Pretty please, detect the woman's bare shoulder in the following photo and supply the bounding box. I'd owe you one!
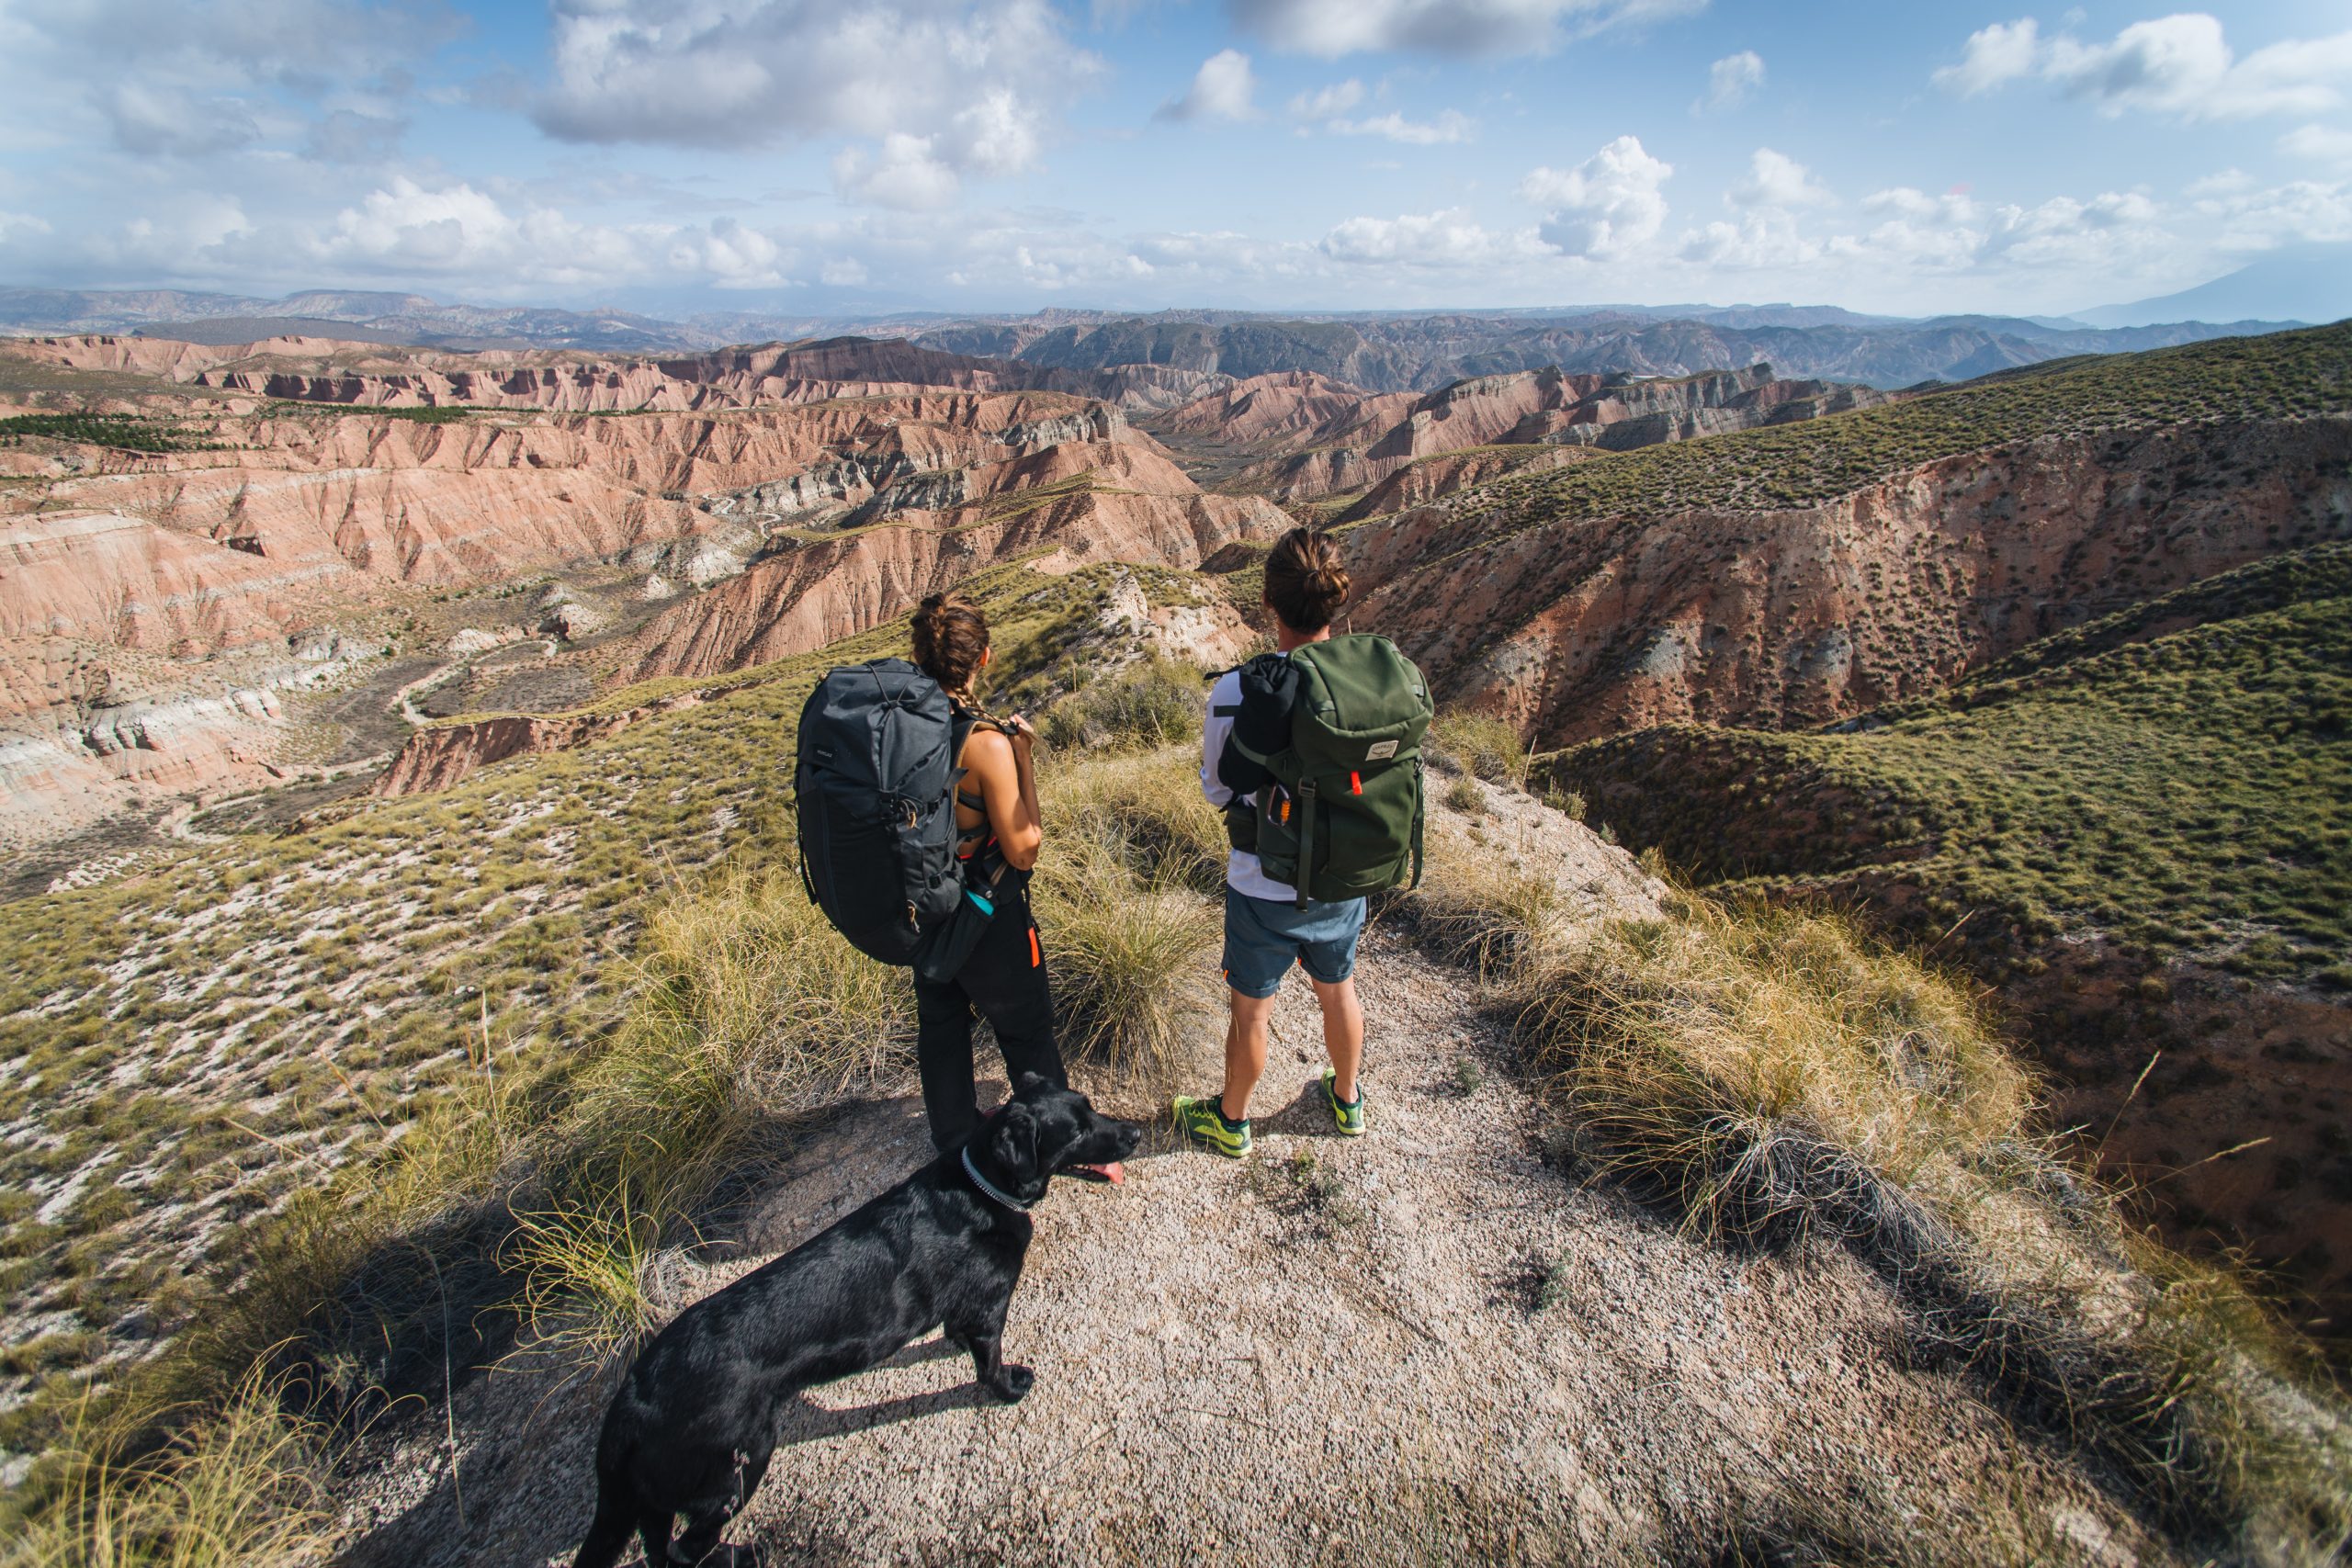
[962,725,1014,768]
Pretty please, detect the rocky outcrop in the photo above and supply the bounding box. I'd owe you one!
[1351,417,2352,747]
[1147,371,1413,453]
[372,690,707,795]
[691,403,1168,531]
[1214,365,1894,505]
[1340,446,1587,520]
[6,334,1231,416]
[629,488,1289,683]
[0,631,367,848]
[0,510,335,653]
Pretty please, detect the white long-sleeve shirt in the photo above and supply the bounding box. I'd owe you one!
[1201,662,1296,901]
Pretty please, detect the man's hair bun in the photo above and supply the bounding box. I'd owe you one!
[1263,526,1350,633]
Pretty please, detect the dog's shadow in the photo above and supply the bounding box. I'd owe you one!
[775,1336,994,1444]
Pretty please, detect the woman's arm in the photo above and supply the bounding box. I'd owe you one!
[966,723,1043,871]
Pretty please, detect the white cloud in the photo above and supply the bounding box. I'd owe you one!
[1823,186,2175,282]
[1289,79,1365,118]
[1159,49,1261,123]
[2189,177,2352,253]
[1233,0,1707,60]
[1694,50,1763,113]
[1731,148,1831,209]
[1933,18,2042,96]
[533,0,1102,205]
[1318,208,1539,265]
[1679,210,1819,269]
[2186,168,2252,197]
[98,83,264,156]
[303,109,406,164]
[673,219,791,288]
[1521,134,1673,257]
[2281,124,2352,166]
[4,0,455,163]
[832,135,964,211]
[1328,109,1474,144]
[0,175,805,294]
[1935,13,2352,121]
[1864,186,1981,226]
[820,256,869,287]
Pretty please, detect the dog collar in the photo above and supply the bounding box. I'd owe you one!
[961,1147,1031,1212]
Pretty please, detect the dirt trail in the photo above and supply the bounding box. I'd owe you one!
[330,805,2166,1568]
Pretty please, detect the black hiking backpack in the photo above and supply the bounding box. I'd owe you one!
[795,659,978,964]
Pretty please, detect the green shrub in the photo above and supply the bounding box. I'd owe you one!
[1040,656,1205,753]
[1430,712,1530,787]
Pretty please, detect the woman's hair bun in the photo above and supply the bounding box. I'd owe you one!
[911,592,989,692]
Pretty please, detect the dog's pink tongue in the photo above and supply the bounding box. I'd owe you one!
[1089,1161,1126,1185]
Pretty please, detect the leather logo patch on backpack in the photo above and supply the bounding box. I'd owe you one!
[1364,739,1398,761]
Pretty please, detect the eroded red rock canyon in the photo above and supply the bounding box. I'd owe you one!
[0,329,1912,856]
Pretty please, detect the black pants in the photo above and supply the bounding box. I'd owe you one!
[913,874,1067,1152]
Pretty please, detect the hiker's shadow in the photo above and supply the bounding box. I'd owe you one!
[1255,1076,1348,1137]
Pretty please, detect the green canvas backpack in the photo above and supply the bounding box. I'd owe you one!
[1227,635,1433,908]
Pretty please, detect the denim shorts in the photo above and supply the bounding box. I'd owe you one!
[1222,887,1366,999]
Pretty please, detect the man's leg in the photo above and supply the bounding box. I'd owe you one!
[1309,975,1363,1103]
[1222,986,1277,1122]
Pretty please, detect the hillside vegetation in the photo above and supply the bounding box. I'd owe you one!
[1543,543,2352,987]
[11,649,2349,1567]
[1454,321,2350,532]
[0,561,1162,1453]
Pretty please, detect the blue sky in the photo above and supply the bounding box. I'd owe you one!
[0,1,2347,318]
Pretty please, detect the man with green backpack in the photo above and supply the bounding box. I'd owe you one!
[1175,527,1433,1157]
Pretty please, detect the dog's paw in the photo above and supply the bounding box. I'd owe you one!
[989,1363,1035,1403]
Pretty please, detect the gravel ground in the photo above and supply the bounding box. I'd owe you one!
[330,800,2168,1568]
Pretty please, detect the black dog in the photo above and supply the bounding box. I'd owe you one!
[571,1077,1140,1568]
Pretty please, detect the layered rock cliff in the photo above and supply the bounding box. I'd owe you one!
[628,485,1288,683]
[1148,363,1890,506]
[1351,417,2352,746]
[10,333,1229,415]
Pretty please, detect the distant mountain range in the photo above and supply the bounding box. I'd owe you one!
[0,285,2306,389]
[0,288,723,355]
[2074,243,2352,331]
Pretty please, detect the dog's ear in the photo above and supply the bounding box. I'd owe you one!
[1011,1071,1052,1099]
[989,1101,1040,1190]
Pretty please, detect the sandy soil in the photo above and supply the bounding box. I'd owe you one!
[327,798,2168,1567]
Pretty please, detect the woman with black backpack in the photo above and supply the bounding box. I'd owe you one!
[907,592,1069,1153]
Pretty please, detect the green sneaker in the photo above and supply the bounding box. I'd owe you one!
[1172,1093,1252,1158]
[1323,1070,1365,1137]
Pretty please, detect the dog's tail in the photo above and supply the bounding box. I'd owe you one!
[570,1472,636,1568]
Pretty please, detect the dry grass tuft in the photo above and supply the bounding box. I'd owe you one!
[1428,863,2349,1561]
[577,864,913,1179]
[6,1370,332,1568]
[1516,895,2030,1226]
[1049,748,1228,897]
[1427,711,1530,787]
[1039,655,1205,754]
[1035,831,1218,1093]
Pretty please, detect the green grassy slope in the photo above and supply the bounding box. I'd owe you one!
[0,560,1155,1440]
[1542,543,2352,985]
[1452,321,2351,532]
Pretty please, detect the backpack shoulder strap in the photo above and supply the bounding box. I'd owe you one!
[950,701,1005,813]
